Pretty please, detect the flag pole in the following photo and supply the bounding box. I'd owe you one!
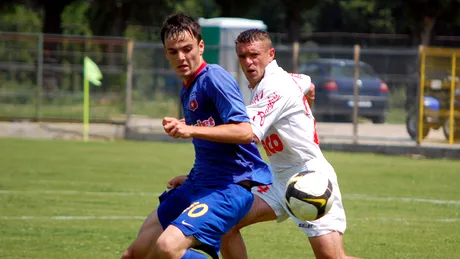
[83,73,90,142]
[82,56,103,142]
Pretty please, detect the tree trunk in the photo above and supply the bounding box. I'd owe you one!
[41,0,70,34]
[285,5,301,42]
[420,16,436,46]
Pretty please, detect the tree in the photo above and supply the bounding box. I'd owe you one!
[213,0,253,17]
[38,0,74,34]
[378,0,460,46]
[281,0,319,42]
[214,0,319,43]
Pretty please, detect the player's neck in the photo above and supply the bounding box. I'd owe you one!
[183,60,207,87]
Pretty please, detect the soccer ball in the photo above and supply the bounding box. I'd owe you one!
[285,171,333,221]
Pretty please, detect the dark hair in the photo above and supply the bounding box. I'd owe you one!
[235,29,272,48]
[160,13,202,45]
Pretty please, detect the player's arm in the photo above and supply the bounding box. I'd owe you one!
[291,73,315,107]
[187,121,254,144]
[305,83,315,107]
[163,117,254,144]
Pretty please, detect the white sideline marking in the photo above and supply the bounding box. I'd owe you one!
[0,216,145,220]
[0,190,162,197]
[344,194,460,206]
[0,215,458,223]
[1,190,459,206]
[349,218,460,223]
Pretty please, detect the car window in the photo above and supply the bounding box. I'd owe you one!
[300,63,322,77]
[329,63,377,79]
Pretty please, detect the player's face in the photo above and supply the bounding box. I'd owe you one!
[236,40,274,88]
[164,31,204,83]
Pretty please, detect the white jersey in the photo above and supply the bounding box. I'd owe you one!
[247,61,347,237]
[246,60,323,175]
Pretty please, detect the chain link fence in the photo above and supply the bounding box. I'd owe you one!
[0,32,130,123]
[5,31,451,145]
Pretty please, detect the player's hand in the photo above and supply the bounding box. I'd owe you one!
[167,175,187,189]
[165,121,193,139]
[305,83,315,107]
[163,117,181,134]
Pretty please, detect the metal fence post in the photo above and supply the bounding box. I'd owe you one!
[417,46,426,145]
[124,40,134,138]
[352,44,360,144]
[35,33,43,121]
[448,52,456,144]
[292,41,299,73]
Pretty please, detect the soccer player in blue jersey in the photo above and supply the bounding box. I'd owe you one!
[120,13,272,259]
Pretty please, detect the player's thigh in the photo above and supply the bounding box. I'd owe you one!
[308,231,346,259]
[234,194,277,229]
[156,224,198,253]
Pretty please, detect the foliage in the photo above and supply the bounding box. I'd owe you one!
[0,4,42,32]
[61,0,92,36]
[2,0,460,46]
[376,0,460,45]
[339,0,395,33]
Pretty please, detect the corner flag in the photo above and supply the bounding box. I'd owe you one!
[83,56,103,142]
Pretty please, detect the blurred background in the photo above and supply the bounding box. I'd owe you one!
[1,0,459,146]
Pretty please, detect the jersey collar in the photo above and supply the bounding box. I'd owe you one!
[249,60,281,90]
[264,60,282,77]
[183,62,208,89]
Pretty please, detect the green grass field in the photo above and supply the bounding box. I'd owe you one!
[1,138,459,259]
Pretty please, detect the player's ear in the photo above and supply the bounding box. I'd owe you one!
[199,40,204,56]
[269,47,275,61]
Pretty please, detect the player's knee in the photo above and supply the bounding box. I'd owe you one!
[120,249,132,259]
[155,234,179,258]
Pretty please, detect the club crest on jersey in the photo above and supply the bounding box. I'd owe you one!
[189,93,198,111]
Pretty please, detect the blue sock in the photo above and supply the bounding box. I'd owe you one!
[181,249,208,259]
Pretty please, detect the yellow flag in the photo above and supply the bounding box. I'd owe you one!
[84,56,102,86]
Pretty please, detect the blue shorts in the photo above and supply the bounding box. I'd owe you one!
[157,180,253,258]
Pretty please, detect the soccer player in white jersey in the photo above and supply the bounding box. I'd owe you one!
[217,29,361,259]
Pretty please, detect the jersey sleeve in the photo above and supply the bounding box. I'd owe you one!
[289,73,312,95]
[204,67,249,124]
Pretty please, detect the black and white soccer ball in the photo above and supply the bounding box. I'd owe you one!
[285,171,334,221]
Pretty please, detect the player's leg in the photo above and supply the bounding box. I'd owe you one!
[149,183,254,259]
[309,231,363,259]
[122,185,192,259]
[120,209,163,259]
[220,194,277,259]
[308,231,346,259]
[301,161,361,259]
[145,224,205,259]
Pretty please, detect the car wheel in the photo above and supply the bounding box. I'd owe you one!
[442,117,460,140]
[371,115,385,124]
[406,111,429,140]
